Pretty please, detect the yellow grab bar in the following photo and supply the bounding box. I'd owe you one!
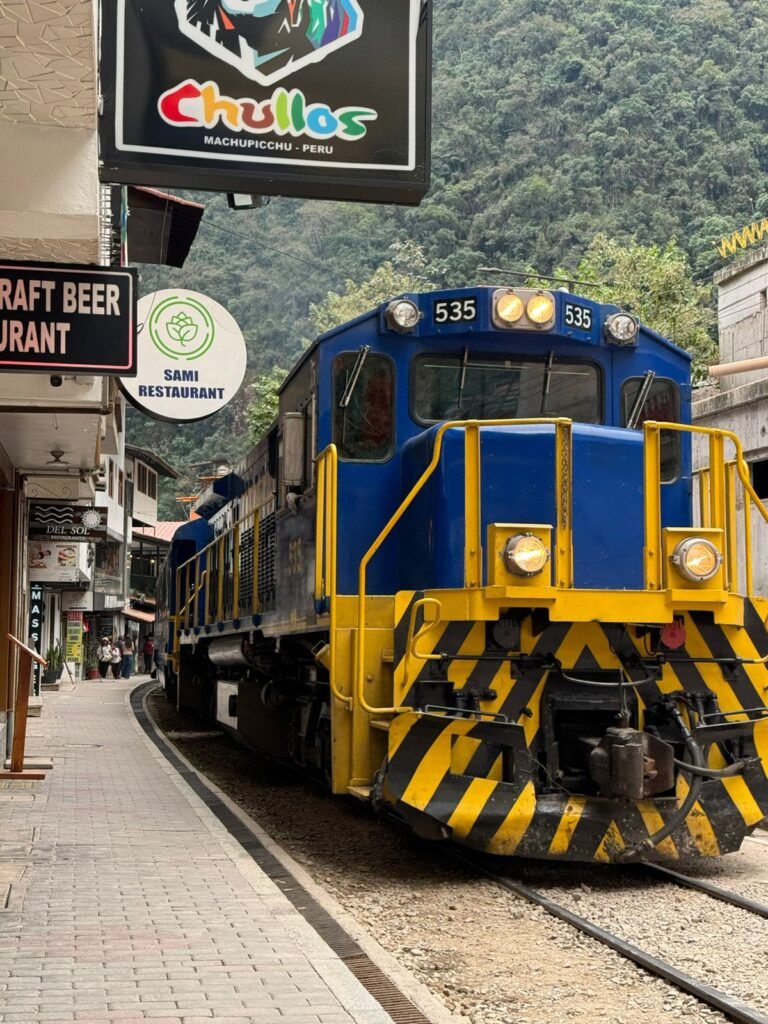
[407,598,444,663]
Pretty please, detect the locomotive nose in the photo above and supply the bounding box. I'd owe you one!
[400,422,647,591]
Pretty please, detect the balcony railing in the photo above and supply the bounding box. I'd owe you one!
[130,572,157,596]
[94,571,123,595]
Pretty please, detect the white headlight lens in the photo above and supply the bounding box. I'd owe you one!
[503,534,549,577]
[386,299,420,332]
[526,292,556,326]
[671,538,722,582]
[495,291,525,324]
[605,312,639,344]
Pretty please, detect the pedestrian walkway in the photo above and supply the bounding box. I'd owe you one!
[0,678,394,1024]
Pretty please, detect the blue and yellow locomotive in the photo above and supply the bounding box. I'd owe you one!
[158,284,768,863]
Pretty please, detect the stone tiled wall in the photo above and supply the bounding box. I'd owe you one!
[0,0,95,129]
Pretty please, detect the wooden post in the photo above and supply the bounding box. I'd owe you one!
[1,634,47,780]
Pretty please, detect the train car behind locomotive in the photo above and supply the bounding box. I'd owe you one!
[159,284,768,863]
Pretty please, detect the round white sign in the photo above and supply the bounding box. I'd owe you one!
[122,289,247,422]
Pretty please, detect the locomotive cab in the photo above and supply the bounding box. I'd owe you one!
[166,285,768,864]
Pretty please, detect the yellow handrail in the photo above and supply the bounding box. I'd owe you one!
[643,421,768,598]
[355,418,573,716]
[314,446,350,709]
[315,453,326,601]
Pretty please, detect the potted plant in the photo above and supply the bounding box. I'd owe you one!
[85,639,101,680]
[42,641,63,686]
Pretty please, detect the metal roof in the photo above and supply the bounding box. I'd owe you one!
[125,445,180,480]
[132,522,186,544]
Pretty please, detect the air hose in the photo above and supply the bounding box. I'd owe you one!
[672,757,756,779]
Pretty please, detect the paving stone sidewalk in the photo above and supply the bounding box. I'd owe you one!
[0,678,393,1024]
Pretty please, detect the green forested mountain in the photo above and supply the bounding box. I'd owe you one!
[127,0,768,516]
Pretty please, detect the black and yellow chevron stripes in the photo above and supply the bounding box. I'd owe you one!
[382,600,768,862]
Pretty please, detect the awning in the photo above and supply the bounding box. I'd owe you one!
[122,605,155,624]
[125,187,204,269]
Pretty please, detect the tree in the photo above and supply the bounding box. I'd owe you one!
[246,366,289,445]
[308,241,439,335]
[551,235,717,382]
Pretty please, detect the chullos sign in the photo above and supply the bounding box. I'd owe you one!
[28,504,108,543]
[99,0,431,205]
[0,261,136,375]
[121,289,247,422]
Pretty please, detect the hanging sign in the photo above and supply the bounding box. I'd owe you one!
[121,289,247,422]
[66,611,84,663]
[99,0,431,205]
[29,503,107,543]
[28,585,44,696]
[0,261,136,375]
[28,542,85,583]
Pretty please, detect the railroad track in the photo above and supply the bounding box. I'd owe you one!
[145,688,768,1024]
[457,853,768,1024]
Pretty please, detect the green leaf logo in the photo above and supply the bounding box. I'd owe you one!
[148,296,216,361]
[166,311,199,345]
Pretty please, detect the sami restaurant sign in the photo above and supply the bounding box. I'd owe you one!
[122,290,247,422]
[98,1,431,205]
[0,261,136,375]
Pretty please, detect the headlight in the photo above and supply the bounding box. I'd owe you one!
[385,298,420,333]
[495,290,525,325]
[526,291,556,327]
[605,312,639,345]
[503,533,549,577]
[670,537,722,582]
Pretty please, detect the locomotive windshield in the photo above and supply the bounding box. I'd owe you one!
[412,352,601,423]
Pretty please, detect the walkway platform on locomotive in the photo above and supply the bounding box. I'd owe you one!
[0,678,399,1024]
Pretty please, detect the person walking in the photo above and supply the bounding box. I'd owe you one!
[110,639,121,680]
[121,633,135,679]
[142,634,155,675]
[98,637,112,679]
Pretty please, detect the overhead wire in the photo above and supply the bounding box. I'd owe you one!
[200,218,336,275]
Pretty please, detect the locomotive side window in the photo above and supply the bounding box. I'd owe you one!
[412,353,601,424]
[333,351,394,461]
[621,377,681,482]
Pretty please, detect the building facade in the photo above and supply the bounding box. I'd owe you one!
[693,244,768,596]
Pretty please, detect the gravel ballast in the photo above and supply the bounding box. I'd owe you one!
[147,691,768,1024]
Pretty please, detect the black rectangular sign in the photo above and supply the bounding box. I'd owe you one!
[29,504,108,544]
[28,584,43,697]
[99,0,431,205]
[0,261,137,376]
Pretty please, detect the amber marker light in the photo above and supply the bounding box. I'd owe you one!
[503,533,549,577]
[671,537,722,582]
[526,291,556,326]
[495,290,525,324]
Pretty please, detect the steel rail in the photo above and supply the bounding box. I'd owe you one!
[642,862,768,920]
[446,848,768,1024]
[487,871,768,1024]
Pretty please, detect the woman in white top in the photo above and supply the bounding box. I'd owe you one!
[110,640,121,680]
[98,637,112,679]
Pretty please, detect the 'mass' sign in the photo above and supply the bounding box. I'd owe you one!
[99,0,431,205]
[0,262,136,375]
[121,289,247,423]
